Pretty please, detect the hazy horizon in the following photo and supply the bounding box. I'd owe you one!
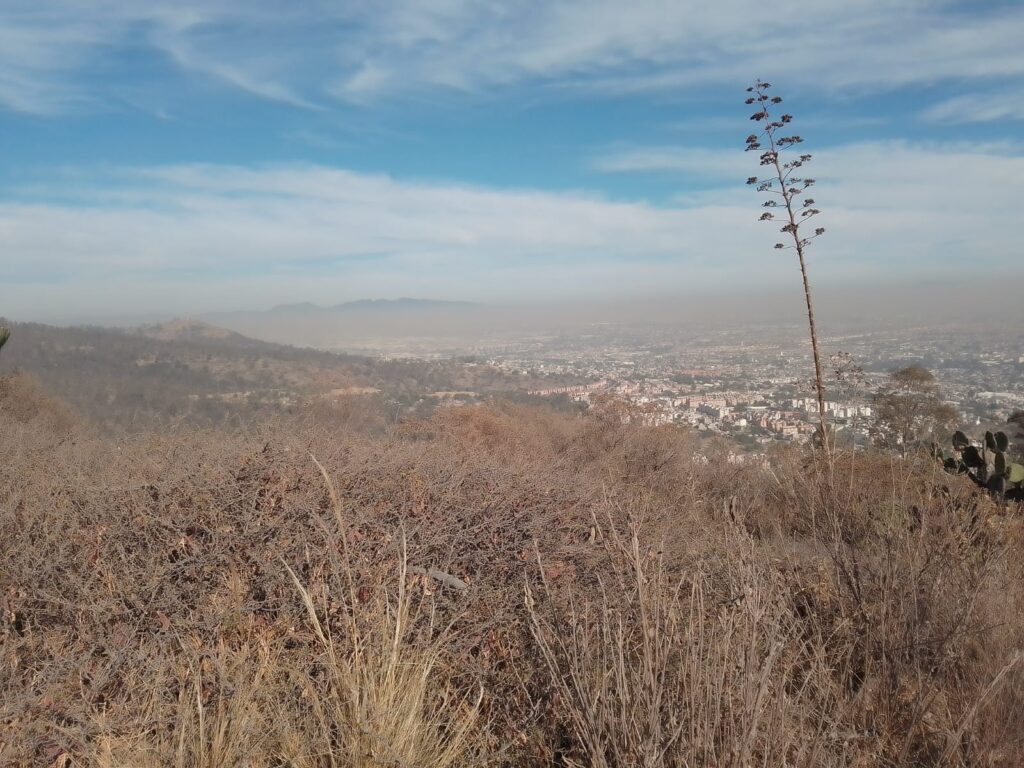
[13,271,1021,326]
[7,276,1017,355]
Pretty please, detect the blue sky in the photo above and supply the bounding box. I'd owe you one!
[1,0,1022,320]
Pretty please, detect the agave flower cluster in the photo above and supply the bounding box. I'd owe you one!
[744,80,825,251]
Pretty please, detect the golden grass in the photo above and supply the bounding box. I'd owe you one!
[283,534,481,768]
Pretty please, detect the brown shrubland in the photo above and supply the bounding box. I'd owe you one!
[2,378,1023,766]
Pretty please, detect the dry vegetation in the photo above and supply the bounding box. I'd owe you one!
[2,375,1023,767]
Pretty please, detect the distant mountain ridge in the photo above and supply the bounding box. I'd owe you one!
[267,298,477,313]
[199,299,483,346]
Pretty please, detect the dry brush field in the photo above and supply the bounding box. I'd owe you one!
[2,373,1023,766]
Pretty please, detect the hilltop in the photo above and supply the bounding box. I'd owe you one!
[200,298,494,349]
[138,318,249,343]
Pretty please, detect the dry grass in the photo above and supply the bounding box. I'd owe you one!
[282,537,482,768]
[2,380,1023,766]
[527,514,833,767]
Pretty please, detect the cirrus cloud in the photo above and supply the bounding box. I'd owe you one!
[1,1,1022,113]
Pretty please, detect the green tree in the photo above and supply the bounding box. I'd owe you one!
[1009,410,1024,460]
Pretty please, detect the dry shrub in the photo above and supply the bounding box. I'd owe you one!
[0,371,77,437]
[2,378,1022,766]
[91,642,279,768]
[528,514,839,767]
[742,449,1024,765]
[83,549,482,768]
[290,394,391,437]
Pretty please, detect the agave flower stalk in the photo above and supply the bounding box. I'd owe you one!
[745,80,828,445]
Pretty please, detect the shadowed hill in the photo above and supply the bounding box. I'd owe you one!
[0,319,579,430]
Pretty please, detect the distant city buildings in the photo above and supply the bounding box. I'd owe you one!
[475,321,1022,448]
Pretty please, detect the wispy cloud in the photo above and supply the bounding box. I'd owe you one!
[593,147,746,179]
[1,164,707,277]
[922,88,1024,123]
[595,138,1024,202]
[341,1,1024,98]
[0,163,759,315]
[2,1,1023,113]
[0,2,333,113]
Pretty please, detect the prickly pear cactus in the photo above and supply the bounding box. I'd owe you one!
[940,429,1024,501]
[952,430,969,451]
[1008,462,1024,485]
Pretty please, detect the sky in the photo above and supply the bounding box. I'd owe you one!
[0,0,1022,321]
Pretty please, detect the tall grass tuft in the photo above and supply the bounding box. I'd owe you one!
[527,511,840,767]
[283,549,483,768]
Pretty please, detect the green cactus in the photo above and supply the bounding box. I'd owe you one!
[995,451,1006,477]
[0,326,9,354]
[988,474,1006,494]
[961,445,984,470]
[952,430,969,450]
[940,429,1024,501]
[944,456,967,474]
[1008,463,1024,485]
[995,431,1009,453]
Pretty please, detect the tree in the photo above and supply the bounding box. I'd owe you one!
[1009,410,1024,460]
[872,365,958,454]
[744,81,828,447]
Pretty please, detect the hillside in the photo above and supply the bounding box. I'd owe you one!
[0,319,579,429]
[1,376,1022,766]
[200,299,498,350]
[0,318,364,428]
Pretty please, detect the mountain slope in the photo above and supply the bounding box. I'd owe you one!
[0,318,573,429]
[0,318,369,427]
